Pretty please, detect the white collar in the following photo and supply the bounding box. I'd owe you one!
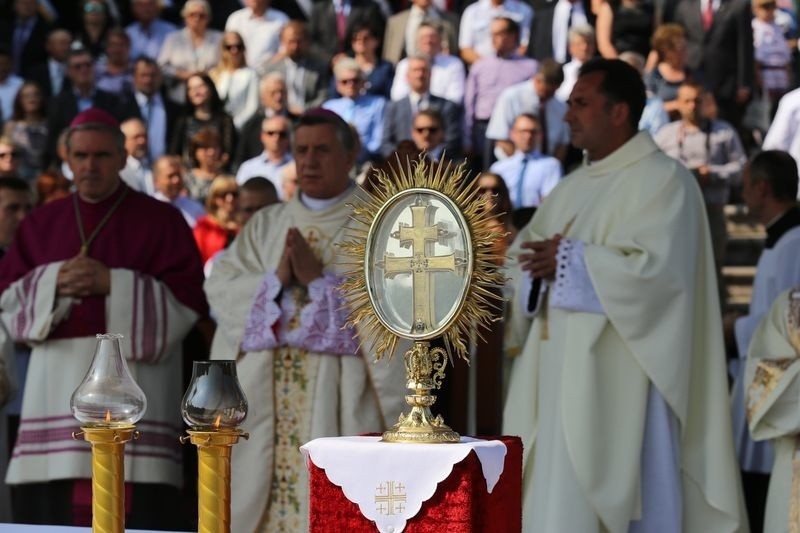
[300,181,355,211]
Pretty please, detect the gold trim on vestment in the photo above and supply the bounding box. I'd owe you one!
[747,358,796,423]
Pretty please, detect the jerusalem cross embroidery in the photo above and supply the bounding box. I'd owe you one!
[375,480,407,515]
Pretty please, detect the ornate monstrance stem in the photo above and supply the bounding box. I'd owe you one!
[76,426,137,533]
[382,341,460,443]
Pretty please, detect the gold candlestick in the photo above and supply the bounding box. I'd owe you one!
[181,429,248,533]
[74,426,138,533]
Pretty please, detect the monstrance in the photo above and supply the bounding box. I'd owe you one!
[339,157,506,443]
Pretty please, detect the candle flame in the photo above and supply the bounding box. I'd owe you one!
[105,410,112,423]
[214,415,221,429]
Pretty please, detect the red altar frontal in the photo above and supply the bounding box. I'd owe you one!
[302,435,522,533]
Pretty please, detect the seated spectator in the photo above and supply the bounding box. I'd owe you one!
[128,57,179,162]
[184,127,230,204]
[153,154,205,228]
[193,175,239,266]
[487,59,569,163]
[75,0,116,59]
[382,0,458,64]
[391,21,466,105]
[324,59,386,164]
[237,176,279,227]
[235,116,293,194]
[645,23,691,118]
[261,21,329,115]
[596,0,654,59]
[410,109,448,162]
[0,138,24,179]
[209,31,260,130]
[169,73,236,167]
[464,17,538,167]
[24,29,72,98]
[158,0,222,104]
[752,0,793,115]
[119,118,154,194]
[125,0,177,61]
[620,51,669,135]
[225,0,289,70]
[234,74,296,169]
[330,22,393,99]
[3,82,48,182]
[0,47,24,123]
[556,25,596,103]
[94,28,134,95]
[489,113,562,209]
[458,0,533,65]
[382,55,460,158]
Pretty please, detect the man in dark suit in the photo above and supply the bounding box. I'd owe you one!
[260,21,329,115]
[24,29,72,98]
[381,55,460,157]
[0,0,52,76]
[46,49,138,163]
[126,57,179,163]
[527,0,594,62]
[309,0,385,65]
[670,0,754,128]
[382,0,459,64]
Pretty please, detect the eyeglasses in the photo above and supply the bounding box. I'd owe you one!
[338,78,361,85]
[224,43,243,51]
[186,11,207,18]
[414,126,440,133]
[84,3,106,13]
[515,128,540,135]
[262,130,288,138]
[0,152,20,159]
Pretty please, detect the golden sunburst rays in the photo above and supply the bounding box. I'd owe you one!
[337,155,508,363]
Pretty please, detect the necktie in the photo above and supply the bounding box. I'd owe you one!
[335,3,347,49]
[515,156,529,209]
[539,105,549,155]
[702,0,714,31]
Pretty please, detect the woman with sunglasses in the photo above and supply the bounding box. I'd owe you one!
[170,73,236,167]
[209,31,260,130]
[193,175,240,268]
[158,0,222,104]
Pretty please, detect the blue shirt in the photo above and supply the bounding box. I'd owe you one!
[490,151,562,209]
[323,94,387,163]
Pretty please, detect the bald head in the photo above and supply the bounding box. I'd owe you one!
[120,118,148,160]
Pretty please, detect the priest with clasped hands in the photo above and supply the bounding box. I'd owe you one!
[503,58,748,532]
[205,109,405,533]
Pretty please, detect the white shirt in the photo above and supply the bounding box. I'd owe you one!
[134,91,167,160]
[120,156,154,195]
[556,59,581,102]
[458,0,533,57]
[552,0,588,63]
[0,76,23,122]
[391,53,466,104]
[154,191,205,228]
[489,151,562,208]
[486,80,570,155]
[214,67,260,129]
[126,19,178,60]
[235,152,293,197]
[225,7,290,68]
[763,87,800,190]
[47,58,66,96]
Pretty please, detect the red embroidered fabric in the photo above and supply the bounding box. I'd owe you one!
[308,436,522,532]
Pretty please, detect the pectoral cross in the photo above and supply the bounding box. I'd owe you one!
[380,199,456,335]
[374,481,407,515]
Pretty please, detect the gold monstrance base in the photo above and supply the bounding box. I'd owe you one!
[382,341,460,443]
[181,429,248,533]
[74,425,138,533]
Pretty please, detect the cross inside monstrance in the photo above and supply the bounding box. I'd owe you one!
[378,197,464,336]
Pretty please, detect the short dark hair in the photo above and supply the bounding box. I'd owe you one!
[133,55,159,71]
[0,176,31,194]
[749,150,799,202]
[294,109,358,155]
[493,16,520,39]
[578,58,646,131]
[537,58,564,87]
[242,176,278,195]
[414,108,443,127]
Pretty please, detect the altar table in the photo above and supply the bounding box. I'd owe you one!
[303,435,521,533]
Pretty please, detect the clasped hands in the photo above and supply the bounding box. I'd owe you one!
[276,228,323,287]
[518,234,562,280]
[56,255,111,298]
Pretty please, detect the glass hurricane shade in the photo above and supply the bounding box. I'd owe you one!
[181,360,248,429]
[70,334,147,426]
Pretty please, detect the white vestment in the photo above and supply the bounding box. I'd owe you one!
[731,221,800,473]
[503,132,747,532]
[745,287,800,533]
[205,187,406,533]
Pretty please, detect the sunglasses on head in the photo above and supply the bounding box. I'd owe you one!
[84,2,105,13]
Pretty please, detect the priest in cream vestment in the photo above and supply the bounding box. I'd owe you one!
[746,287,800,533]
[205,110,406,533]
[503,59,747,532]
